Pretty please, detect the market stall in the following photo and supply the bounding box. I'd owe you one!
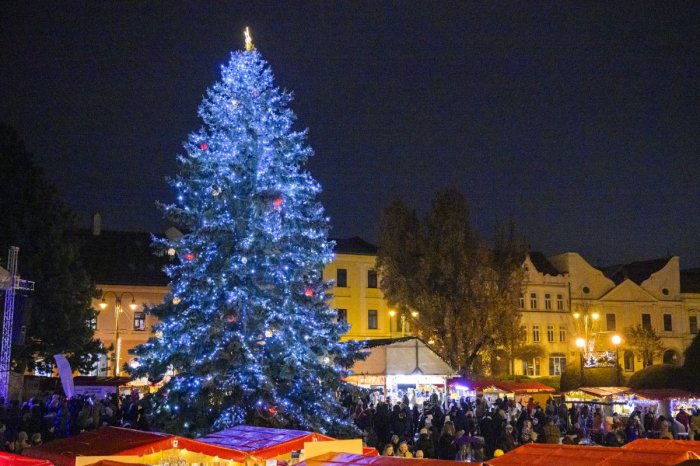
[484,442,697,465]
[625,388,700,419]
[563,386,632,415]
[197,425,378,462]
[21,426,247,466]
[346,337,456,407]
[449,379,556,407]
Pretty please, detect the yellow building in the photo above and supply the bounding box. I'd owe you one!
[80,229,395,376]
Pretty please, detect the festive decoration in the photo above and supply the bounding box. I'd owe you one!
[200,143,209,151]
[232,99,239,106]
[128,32,364,437]
[167,248,176,256]
[212,186,221,197]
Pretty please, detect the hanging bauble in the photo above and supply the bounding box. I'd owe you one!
[172,296,181,304]
[253,91,259,97]
[264,329,273,338]
[273,197,283,208]
[305,288,314,297]
[268,406,277,415]
[232,99,239,106]
[167,247,176,256]
[212,186,221,197]
[200,143,209,150]
[184,252,195,261]
[226,314,237,323]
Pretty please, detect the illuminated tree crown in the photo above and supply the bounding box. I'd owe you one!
[130,45,363,437]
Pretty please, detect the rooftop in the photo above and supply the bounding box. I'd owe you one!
[599,257,672,286]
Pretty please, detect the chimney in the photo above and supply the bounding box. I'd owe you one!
[92,212,102,236]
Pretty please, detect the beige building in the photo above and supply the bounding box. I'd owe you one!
[81,230,395,376]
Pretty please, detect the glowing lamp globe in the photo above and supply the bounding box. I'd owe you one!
[612,335,622,345]
[575,337,585,348]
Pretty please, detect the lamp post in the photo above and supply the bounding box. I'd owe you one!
[573,308,600,364]
[576,337,585,386]
[611,334,622,386]
[99,291,138,376]
[389,309,419,337]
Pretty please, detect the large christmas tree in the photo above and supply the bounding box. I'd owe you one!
[130,31,364,437]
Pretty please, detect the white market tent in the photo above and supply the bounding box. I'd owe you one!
[346,337,456,404]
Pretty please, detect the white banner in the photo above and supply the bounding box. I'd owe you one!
[53,354,75,398]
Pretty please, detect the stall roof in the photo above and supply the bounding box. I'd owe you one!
[197,425,378,459]
[350,337,455,376]
[0,452,53,466]
[622,438,700,456]
[22,427,247,466]
[197,425,334,457]
[300,452,461,466]
[630,388,700,400]
[450,378,556,394]
[577,387,631,397]
[485,442,696,465]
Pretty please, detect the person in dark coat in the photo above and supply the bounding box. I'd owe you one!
[436,420,458,460]
[414,427,435,458]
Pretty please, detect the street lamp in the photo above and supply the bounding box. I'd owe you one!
[611,334,622,385]
[576,337,586,385]
[99,291,138,376]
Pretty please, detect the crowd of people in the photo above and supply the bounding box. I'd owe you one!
[349,389,700,462]
[0,391,147,453]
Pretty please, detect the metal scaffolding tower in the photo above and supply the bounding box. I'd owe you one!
[1,247,35,400]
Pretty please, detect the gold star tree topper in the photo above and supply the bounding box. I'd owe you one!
[244,27,254,51]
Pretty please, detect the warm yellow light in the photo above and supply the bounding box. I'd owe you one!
[411,311,419,318]
[167,247,176,256]
[244,27,254,51]
[129,299,138,311]
[612,335,622,345]
[264,330,273,338]
[388,309,397,317]
[592,312,600,320]
[99,299,107,310]
[575,337,586,348]
[172,296,181,305]
[428,338,435,345]
[573,312,580,319]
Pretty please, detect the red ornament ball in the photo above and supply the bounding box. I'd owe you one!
[253,91,259,97]
[226,314,236,323]
[273,197,283,207]
[184,252,195,262]
[268,406,277,415]
[200,143,209,150]
[305,288,314,297]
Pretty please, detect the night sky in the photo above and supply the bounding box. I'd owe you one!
[2,2,699,267]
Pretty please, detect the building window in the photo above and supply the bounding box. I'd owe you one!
[549,354,566,376]
[367,309,378,329]
[547,324,554,343]
[663,314,672,332]
[624,351,635,372]
[557,294,564,310]
[606,313,616,332]
[523,358,541,376]
[367,270,377,288]
[518,293,524,309]
[521,326,528,343]
[532,325,540,343]
[559,326,566,342]
[530,293,537,310]
[336,269,347,288]
[642,313,651,330]
[133,312,146,331]
[337,309,347,324]
[690,316,698,334]
[544,294,552,310]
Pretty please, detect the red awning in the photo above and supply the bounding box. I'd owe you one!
[21,426,247,466]
[300,452,461,466]
[0,452,53,466]
[485,443,697,465]
[622,438,700,455]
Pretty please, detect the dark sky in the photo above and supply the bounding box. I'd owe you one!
[2,2,700,267]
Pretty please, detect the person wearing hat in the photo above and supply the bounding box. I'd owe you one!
[415,427,435,458]
[499,424,517,452]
